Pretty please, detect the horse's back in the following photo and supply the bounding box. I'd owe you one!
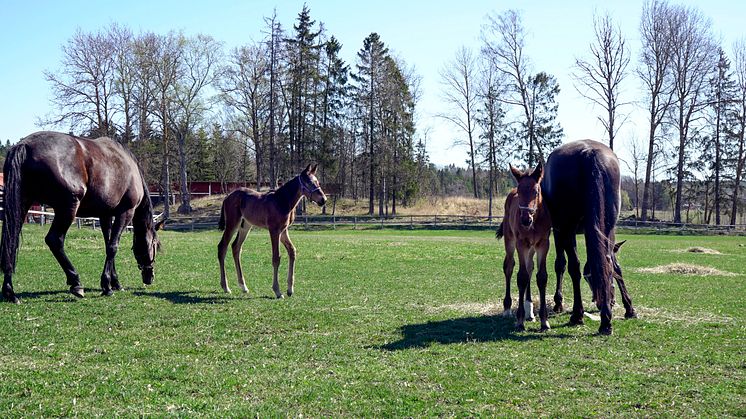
[542,140,620,229]
[16,131,144,214]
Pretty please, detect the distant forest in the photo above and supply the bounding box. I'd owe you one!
[13,1,746,224]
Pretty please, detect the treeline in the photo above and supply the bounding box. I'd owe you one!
[441,1,746,225]
[29,2,746,224]
[39,6,437,218]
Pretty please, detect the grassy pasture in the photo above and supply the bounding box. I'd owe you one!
[0,225,743,417]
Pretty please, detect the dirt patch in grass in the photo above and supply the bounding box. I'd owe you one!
[424,302,502,315]
[636,263,735,276]
[634,305,735,325]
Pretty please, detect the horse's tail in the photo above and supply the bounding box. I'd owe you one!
[1,143,27,274]
[495,220,504,239]
[218,199,226,231]
[582,150,616,309]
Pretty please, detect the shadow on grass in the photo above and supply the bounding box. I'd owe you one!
[132,290,233,305]
[379,314,575,350]
[15,289,76,303]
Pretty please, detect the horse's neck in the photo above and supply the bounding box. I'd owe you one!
[274,177,303,214]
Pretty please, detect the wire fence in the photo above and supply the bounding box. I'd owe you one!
[6,209,746,235]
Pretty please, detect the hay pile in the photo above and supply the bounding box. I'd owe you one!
[637,263,734,276]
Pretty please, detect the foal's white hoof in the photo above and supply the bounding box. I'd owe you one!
[222,287,232,294]
[524,301,536,321]
[240,285,249,293]
[501,309,513,318]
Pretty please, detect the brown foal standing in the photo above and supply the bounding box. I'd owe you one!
[217,164,327,298]
[496,163,552,332]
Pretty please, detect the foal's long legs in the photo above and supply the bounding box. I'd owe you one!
[45,204,83,297]
[218,219,240,294]
[269,228,283,299]
[514,244,534,331]
[231,225,251,293]
[280,229,296,297]
[501,237,516,316]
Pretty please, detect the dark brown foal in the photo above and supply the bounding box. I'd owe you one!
[497,163,552,332]
[217,164,327,298]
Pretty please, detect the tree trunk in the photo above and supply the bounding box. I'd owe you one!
[641,121,656,222]
[177,129,192,215]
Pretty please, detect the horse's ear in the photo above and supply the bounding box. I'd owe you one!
[613,240,627,253]
[531,162,543,182]
[310,163,318,175]
[509,164,522,182]
[302,164,311,174]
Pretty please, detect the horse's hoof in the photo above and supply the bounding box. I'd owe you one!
[625,310,638,319]
[286,290,293,297]
[598,325,613,336]
[240,286,249,293]
[501,309,512,318]
[539,324,551,333]
[552,304,564,313]
[222,287,232,294]
[101,289,114,297]
[515,323,526,332]
[4,294,19,304]
[569,313,584,326]
[70,286,85,298]
[275,294,285,299]
[111,283,123,291]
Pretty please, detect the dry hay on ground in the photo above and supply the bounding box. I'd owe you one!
[636,263,734,276]
[678,246,722,254]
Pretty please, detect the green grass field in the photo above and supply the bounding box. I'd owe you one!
[0,225,743,417]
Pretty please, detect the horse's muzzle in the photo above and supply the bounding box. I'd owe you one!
[141,267,154,285]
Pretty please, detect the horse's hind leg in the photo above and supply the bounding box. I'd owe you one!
[218,219,240,294]
[231,224,250,293]
[280,229,296,297]
[1,202,31,304]
[552,233,566,313]
[46,206,83,298]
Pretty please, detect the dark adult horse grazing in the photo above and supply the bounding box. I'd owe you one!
[217,164,327,298]
[0,131,163,303]
[496,163,552,332]
[541,140,636,335]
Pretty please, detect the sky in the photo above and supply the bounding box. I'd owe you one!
[1,0,744,171]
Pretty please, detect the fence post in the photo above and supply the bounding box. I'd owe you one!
[304,214,308,229]
[410,215,413,230]
[434,214,438,227]
[353,216,357,230]
[77,218,81,229]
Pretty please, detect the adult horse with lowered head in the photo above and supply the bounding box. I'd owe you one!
[541,140,635,335]
[217,164,327,298]
[0,131,164,303]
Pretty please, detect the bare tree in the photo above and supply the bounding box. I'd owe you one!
[730,39,746,225]
[667,4,716,224]
[146,32,184,219]
[172,34,223,214]
[109,24,137,144]
[43,28,116,137]
[572,12,630,150]
[621,135,647,218]
[638,0,675,222]
[439,46,480,198]
[221,44,269,189]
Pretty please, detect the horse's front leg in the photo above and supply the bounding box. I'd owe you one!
[269,229,283,299]
[523,248,536,322]
[100,211,133,296]
[502,237,516,317]
[536,238,551,332]
[515,246,531,331]
[280,229,296,297]
[45,208,83,298]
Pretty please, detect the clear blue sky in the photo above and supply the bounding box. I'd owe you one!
[1,0,743,169]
